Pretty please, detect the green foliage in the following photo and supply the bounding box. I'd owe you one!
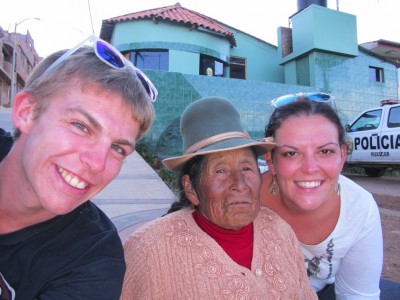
[136,139,158,168]
[136,140,180,192]
[157,167,180,193]
[386,168,400,176]
[343,166,366,175]
[343,166,400,176]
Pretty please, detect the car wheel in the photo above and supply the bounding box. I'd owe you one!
[364,167,386,177]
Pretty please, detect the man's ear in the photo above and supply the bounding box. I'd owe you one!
[12,91,36,134]
[182,174,200,206]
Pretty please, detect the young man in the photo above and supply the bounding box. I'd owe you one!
[0,36,156,299]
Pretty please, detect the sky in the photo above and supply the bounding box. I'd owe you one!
[1,0,399,58]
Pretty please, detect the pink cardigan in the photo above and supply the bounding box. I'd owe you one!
[121,207,317,299]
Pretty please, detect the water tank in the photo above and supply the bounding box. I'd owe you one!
[297,0,327,11]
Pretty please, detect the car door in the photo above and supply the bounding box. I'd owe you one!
[383,105,400,161]
[347,108,383,163]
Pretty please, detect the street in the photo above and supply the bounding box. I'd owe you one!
[343,173,399,198]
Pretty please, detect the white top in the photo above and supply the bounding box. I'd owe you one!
[301,175,383,299]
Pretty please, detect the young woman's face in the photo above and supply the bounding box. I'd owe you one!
[268,114,347,212]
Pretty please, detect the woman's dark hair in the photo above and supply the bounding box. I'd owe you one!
[265,98,347,147]
[165,155,206,214]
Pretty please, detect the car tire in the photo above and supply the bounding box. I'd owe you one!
[364,167,386,177]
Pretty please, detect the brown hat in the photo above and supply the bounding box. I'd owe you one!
[162,97,276,171]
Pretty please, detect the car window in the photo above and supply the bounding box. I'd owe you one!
[388,106,400,128]
[350,109,382,132]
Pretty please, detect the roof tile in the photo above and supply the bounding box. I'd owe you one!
[100,3,236,46]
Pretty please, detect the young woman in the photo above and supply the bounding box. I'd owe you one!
[261,94,383,299]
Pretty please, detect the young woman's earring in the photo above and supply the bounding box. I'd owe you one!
[269,174,280,196]
[336,183,341,196]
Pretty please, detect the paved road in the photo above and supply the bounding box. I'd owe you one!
[344,173,399,198]
[343,173,400,218]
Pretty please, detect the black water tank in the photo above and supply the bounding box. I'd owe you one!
[297,0,327,11]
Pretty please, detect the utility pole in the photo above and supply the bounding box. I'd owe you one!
[10,17,40,107]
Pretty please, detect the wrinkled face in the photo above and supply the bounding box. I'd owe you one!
[186,148,261,230]
[267,114,347,212]
[12,84,140,217]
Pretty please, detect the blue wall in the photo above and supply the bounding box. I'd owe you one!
[145,70,316,145]
[280,5,358,64]
[144,49,398,151]
[112,20,231,76]
[229,30,285,83]
[312,51,398,122]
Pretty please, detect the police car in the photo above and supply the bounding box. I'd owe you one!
[345,99,400,177]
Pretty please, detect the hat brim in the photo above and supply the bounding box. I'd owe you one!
[162,138,276,171]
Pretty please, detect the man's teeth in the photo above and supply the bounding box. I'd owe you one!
[58,167,87,189]
[296,181,321,188]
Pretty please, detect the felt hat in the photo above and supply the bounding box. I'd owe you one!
[162,97,276,171]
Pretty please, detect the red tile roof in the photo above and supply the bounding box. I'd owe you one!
[100,2,236,46]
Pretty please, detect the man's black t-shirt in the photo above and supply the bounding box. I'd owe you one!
[0,128,12,160]
[0,130,126,300]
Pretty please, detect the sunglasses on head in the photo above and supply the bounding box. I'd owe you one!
[41,35,158,101]
[271,92,332,107]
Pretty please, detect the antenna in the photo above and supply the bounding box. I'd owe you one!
[87,0,95,35]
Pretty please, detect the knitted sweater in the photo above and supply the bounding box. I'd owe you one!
[121,207,317,299]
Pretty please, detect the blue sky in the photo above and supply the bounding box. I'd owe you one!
[1,0,399,58]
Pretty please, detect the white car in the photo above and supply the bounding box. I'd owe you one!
[345,99,400,177]
[258,159,269,174]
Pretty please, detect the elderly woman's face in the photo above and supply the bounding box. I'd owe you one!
[187,148,261,230]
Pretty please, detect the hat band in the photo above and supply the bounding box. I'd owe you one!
[184,131,250,155]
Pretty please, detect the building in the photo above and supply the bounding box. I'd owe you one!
[105,2,394,156]
[0,27,40,107]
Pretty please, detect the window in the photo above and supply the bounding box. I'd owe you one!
[230,56,246,79]
[349,109,382,132]
[128,50,168,71]
[369,66,384,82]
[3,49,12,63]
[388,106,400,128]
[199,55,224,77]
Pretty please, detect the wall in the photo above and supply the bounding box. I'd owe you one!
[144,70,316,156]
[112,20,231,69]
[144,48,398,155]
[280,4,358,64]
[229,29,284,83]
[312,51,398,122]
[0,31,39,107]
[111,19,286,83]
[169,50,199,74]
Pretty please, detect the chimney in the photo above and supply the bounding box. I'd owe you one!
[297,0,327,12]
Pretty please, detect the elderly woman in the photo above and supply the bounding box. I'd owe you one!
[260,93,383,299]
[121,97,317,299]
